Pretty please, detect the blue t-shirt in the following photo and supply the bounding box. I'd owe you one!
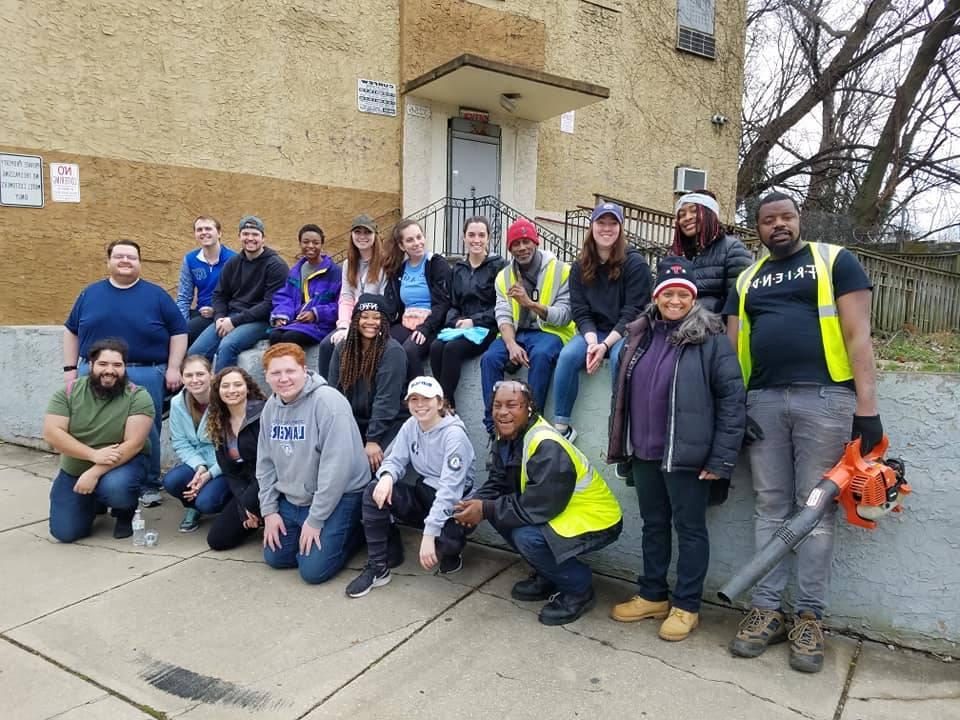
[400,257,432,309]
[66,279,188,364]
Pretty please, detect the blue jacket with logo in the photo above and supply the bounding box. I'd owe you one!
[176,246,238,319]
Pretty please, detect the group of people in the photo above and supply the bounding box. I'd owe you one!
[44,189,882,675]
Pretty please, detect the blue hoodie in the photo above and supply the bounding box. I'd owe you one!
[169,389,221,477]
[176,245,238,319]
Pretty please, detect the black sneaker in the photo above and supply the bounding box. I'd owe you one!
[729,607,788,658]
[615,460,633,485]
[386,525,405,569]
[539,588,597,626]
[511,572,557,601]
[345,563,391,598]
[789,611,825,673]
[113,515,133,539]
[437,554,463,575]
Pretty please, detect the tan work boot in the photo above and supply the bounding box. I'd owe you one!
[659,607,699,641]
[611,595,669,623]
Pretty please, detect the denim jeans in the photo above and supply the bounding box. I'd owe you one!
[747,384,856,615]
[78,360,163,492]
[188,321,269,372]
[263,493,364,584]
[493,523,596,595]
[162,463,231,515]
[480,330,564,435]
[49,456,146,543]
[631,460,711,612]
[552,332,625,425]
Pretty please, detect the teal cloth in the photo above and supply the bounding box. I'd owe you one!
[437,326,491,345]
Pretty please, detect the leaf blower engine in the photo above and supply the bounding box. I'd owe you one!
[718,436,911,604]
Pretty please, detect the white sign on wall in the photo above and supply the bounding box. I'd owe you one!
[0,153,44,208]
[560,111,576,134]
[50,163,80,203]
[357,79,398,117]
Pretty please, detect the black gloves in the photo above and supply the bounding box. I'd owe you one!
[852,415,884,455]
[743,415,765,447]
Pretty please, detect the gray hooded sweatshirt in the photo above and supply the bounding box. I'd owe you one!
[376,414,476,537]
[257,371,369,531]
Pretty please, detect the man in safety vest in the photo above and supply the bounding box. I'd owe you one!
[479,218,575,452]
[454,380,622,626]
[723,191,881,674]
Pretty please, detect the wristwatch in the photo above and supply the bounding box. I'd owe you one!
[63,365,78,372]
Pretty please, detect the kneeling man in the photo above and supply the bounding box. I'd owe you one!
[44,339,155,541]
[455,380,622,625]
[257,343,369,584]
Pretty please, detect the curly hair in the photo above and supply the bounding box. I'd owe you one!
[337,311,391,392]
[384,219,423,279]
[671,188,724,258]
[346,227,384,289]
[578,223,627,285]
[205,367,266,447]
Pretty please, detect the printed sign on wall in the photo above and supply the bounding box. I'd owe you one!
[0,153,44,208]
[358,79,398,117]
[50,163,80,203]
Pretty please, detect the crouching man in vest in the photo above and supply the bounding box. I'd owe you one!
[454,380,622,626]
[723,192,881,674]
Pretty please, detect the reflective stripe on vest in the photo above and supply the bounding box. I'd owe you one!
[496,258,576,344]
[519,418,622,538]
[735,242,853,385]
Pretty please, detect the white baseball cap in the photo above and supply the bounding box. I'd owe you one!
[405,376,444,401]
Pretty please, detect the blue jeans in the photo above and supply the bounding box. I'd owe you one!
[480,330,564,435]
[632,460,710,612]
[263,493,364,584]
[552,332,624,425]
[49,456,146,543]
[78,360,163,492]
[495,524,594,595]
[188,321,269,372]
[162,463,231,515]
[747,385,856,616]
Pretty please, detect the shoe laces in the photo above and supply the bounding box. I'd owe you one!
[547,592,561,604]
[788,616,823,649]
[739,607,766,632]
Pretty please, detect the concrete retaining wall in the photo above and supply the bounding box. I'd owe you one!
[3,325,957,654]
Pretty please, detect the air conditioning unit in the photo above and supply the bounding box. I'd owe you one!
[674,166,707,193]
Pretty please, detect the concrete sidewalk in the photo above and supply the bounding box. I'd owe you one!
[1,443,956,720]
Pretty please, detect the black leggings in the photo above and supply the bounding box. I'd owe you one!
[206,481,261,551]
[269,328,319,348]
[429,331,496,407]
[389,324,432,379]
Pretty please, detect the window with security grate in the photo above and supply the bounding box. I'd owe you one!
[677,0,716,60]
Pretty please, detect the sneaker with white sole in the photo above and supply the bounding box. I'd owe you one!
[345,563,391,598]
[437,554,463,575]
[139,489,163,508]
[178,508,201,533]
[557,425,578,444]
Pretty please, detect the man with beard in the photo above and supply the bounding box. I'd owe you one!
[63,239,188,507]
[723,192,880,674]
[44,339,156,542]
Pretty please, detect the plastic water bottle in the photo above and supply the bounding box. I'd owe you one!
[132,508,146,546]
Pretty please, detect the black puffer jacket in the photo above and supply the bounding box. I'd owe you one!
[684,235,753,314]
[608,305,745,491]
[445,255,506,329]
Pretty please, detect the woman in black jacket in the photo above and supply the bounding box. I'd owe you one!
[672,190,752,314]
[204,366,267,551]
[607,257,745,642]
[329,294,408,473]
[382,220,452,378]
[429,216,505,409]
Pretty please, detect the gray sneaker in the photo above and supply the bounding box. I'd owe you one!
[139,489,163,508]
[729,607,788,658]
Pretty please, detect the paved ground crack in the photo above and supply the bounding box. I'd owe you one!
[832,639,862,720]
[42,692,110,719]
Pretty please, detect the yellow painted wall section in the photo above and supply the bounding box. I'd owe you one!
[0,145,399,325]
[0,0,401,193]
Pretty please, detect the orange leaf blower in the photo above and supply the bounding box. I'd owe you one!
[718,436,910,604]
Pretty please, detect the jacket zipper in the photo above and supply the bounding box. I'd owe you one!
[664,347,684,472]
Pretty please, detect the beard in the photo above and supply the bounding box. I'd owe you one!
[90,370,128,400]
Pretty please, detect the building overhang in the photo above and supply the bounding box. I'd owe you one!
[401,54,610,122]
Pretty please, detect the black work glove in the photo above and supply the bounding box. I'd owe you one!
[852,415,884,455]
[742,415,765,447]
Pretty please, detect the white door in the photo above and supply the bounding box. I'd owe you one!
[447,119,500,254]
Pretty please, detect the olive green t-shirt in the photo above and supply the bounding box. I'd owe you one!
[46,377,155,476]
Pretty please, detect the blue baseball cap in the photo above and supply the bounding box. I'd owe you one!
[590,201,624,224]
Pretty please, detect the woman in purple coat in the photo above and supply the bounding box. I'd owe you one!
[269,224,342,348]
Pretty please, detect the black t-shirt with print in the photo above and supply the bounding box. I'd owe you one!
[722,244,871,390]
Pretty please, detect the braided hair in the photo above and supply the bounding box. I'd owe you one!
[670,189,723,258]
[337,311,391,392]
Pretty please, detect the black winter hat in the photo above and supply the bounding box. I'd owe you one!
[653,256,698,298]
[353,293,389,318]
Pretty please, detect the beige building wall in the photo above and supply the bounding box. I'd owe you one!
[0,0,402,324]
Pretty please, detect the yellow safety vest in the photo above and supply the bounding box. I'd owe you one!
[519,418,622,538]
[735,242,853,385]
[496,258,576,344]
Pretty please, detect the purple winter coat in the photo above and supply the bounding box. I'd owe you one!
[269,255,342,342]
